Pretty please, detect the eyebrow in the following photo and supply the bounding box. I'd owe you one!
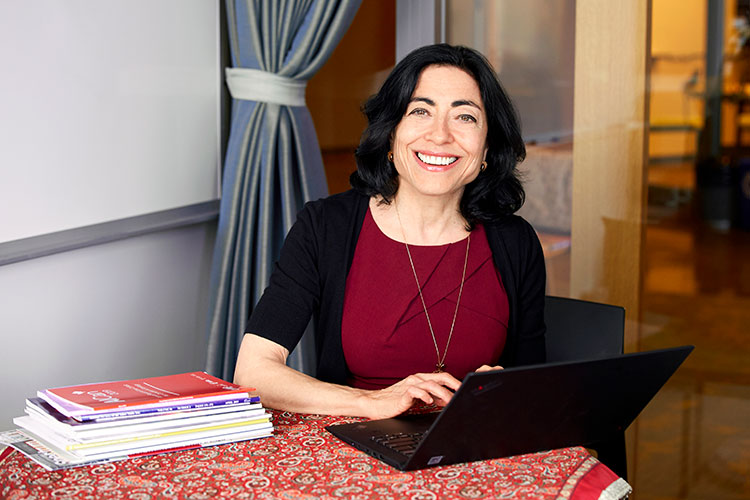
[410,97,482,110]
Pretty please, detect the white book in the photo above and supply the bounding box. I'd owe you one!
[14,415,272,456]
[0,427,272,471]
[26,402,267,440]
[70,427,274,459]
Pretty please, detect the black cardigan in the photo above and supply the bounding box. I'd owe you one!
[246,189,546,384]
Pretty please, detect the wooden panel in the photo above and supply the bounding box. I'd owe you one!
[571,0,651,353]
[308,0,396,151]
[572,2,651,482]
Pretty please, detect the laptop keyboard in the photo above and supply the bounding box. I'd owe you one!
[371,431,425,456]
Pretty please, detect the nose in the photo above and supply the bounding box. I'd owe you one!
[425,116,452,144]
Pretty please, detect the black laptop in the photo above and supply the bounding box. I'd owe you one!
[326,345,693,470]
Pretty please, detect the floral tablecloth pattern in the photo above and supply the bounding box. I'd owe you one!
[0,411,629,500]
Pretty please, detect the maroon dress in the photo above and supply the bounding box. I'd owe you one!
[342,209,509,389]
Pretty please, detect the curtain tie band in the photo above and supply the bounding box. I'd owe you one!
[225,68,306,106]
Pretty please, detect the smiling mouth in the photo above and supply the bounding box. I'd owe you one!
[415,152,459,167]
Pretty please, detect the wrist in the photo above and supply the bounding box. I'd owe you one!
[350,388,377,419]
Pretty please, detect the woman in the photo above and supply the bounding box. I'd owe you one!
[234,44,546,420]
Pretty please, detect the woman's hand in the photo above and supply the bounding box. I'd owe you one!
[360,372,462,420]
[475,364,503,372]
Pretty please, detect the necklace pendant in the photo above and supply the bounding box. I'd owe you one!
[434,363,445,373]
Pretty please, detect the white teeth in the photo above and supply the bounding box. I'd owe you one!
[416,152,458,166]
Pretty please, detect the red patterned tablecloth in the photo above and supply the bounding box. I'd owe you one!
[0,411,629,500]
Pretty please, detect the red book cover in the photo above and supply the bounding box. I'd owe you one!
[40,372,254,413]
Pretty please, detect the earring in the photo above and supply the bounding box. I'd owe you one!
[480,161,487,172]
[387,151,394,162]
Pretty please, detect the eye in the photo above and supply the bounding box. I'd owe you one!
[458,114,477,123]
[408,107,429,117]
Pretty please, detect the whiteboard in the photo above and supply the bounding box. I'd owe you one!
[0,0,221,244]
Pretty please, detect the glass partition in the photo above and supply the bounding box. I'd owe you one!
[309,1,750,496]
[447,0,577,298]
[445,1,750,498]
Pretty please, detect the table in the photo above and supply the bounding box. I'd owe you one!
[0,410,631,500]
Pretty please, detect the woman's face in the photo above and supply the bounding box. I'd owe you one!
[391,65,488,201]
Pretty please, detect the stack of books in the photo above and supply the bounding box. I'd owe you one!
[1,372,272,470]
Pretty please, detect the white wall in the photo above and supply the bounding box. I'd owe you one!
[0,1,223,429]
[0,223,216,429]
[0,0,220,243]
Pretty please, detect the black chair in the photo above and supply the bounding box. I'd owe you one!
[543,295,628,480]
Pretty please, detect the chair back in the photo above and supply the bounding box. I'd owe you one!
[543,295,628,480]
[544,295,625,362]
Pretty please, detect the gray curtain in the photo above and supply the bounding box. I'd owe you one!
[206,0,361,381]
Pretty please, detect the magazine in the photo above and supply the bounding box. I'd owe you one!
[24,399,266,440]
[0,426,272,471]
[5,371,273,470]
[14,415,272,455]
[26,397,262,431]
[38,372,255,418]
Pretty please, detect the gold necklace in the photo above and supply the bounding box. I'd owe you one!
[395,203,471,373]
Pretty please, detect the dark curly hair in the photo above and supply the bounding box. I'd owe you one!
[351,44,525,228]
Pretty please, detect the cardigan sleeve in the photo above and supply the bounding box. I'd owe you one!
[493,216,547,367]
[245,202,322,353]
[514,219,547,365]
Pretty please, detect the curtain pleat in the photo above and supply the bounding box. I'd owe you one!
[206,0,362,381]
